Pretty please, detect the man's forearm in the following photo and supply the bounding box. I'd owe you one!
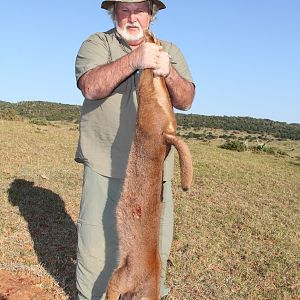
[165,66,195,111]
[78,52,136,100]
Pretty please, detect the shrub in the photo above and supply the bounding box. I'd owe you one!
[262,146,276,155]
[276,149,288,156]
[249,144,287,156]
[29,118,48,126]
[0,108,22,121]
[219,141,247,152]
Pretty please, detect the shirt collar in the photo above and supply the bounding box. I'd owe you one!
[110,28,133,53]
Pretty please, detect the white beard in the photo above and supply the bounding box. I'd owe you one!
[116,22,144,42]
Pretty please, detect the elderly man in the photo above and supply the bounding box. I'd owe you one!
[75,0,195,299]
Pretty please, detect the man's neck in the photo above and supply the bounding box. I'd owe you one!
[127,38,144,50]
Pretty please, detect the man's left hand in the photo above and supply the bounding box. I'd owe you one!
[153,51,170,78]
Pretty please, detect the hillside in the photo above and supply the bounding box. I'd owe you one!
[176,114,300,140]
[0,100,11,108]
[0,100,81,122]
[1,100,299,140]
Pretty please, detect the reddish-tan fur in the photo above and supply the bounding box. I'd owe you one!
[105,30,193,300]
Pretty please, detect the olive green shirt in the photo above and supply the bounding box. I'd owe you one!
[75,28,193,179]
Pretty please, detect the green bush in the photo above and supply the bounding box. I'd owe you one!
[0,108,22,121]
[262,146,276,155]
[249,144,287,156]
[276,149,288,156]
[219,141,247,152]
[29,118,48,126]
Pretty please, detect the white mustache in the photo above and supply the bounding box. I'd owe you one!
[125,22,142,30]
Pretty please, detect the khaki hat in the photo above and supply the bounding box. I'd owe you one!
[101,0,166,11]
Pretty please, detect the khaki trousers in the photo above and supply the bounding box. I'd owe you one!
[76,165,174,300]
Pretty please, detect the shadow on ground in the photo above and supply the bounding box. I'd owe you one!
[8,179,77,299]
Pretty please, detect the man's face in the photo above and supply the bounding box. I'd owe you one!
[115,2,151,43]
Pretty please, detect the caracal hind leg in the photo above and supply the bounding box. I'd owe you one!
[106,266,133,300]
[135,276,160,300]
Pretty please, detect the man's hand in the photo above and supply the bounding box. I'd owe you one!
[130,42,162,70]
[153,51,170,78]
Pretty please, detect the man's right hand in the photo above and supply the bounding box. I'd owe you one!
[130,42,162,70]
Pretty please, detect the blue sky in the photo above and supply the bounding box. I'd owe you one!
[1,0,299,123]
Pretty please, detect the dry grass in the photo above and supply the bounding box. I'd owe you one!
[0,120,299,299]
[170,140,300,300]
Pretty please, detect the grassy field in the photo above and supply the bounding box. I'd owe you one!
[0,120,299,299]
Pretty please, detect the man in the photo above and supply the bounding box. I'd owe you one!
[75,1,195,299]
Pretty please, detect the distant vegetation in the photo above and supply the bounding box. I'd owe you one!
[0,100,80,123]
[176,113,300,140]
[218,140,288,156]
[1,100,299,140]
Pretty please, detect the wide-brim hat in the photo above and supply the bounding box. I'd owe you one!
[101,0,166,11]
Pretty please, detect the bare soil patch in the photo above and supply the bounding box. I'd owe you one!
[0,270,54,300]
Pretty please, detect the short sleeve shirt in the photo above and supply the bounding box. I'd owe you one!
[75,28,193,179]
